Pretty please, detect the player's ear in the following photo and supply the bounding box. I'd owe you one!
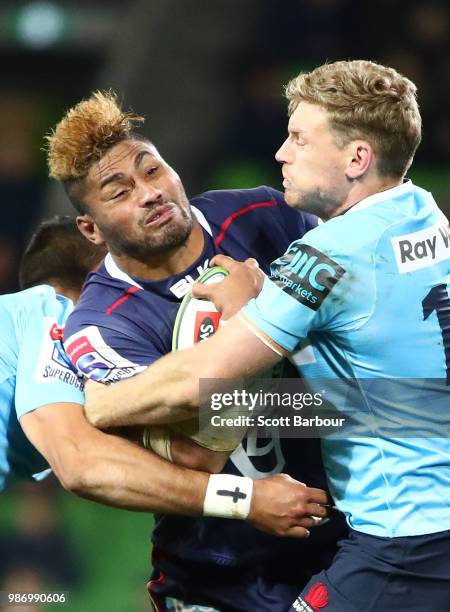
[345,140,373,180]
[76,215,106,246]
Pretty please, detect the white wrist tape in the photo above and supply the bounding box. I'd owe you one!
[203,474,253,520]
[143,427,173,462]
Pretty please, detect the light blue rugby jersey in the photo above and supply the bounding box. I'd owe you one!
[0,285,84,491]
[241,181,450,537]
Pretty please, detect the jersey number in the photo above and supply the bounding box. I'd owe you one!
[422,284,450,384]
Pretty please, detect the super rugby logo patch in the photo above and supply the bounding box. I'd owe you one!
[64,326,145,383]
[270,243,345,311]
[34,318,83,389]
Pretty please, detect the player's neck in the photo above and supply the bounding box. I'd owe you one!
[109,220,205,281]
[330,175,403,218]
[51,283,80,303]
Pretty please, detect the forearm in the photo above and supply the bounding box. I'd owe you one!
[76,435,330,537]
[21,404,330,538]
[21,404,207,514]
[85,352,199,428]
[85,315,280,429]
[70,429,208,513]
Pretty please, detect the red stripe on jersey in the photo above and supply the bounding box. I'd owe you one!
[214,200,276,248]
[147,548,167,612]
[105,286,140,315]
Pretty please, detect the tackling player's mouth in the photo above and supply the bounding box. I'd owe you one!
[281,171,291,188]
[144,203,176,228]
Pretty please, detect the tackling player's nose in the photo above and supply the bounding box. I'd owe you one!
[275,138,292,164]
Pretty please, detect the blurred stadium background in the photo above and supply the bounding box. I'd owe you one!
[1,1,449,610]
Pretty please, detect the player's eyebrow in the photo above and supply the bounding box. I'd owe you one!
[100,173,125,189]
[134,150,152,169]
[99,151,154,189]
[289,126,305,136]
[100,172,124,189]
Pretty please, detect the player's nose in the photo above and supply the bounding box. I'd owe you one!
[275,138,292,164]
[136,182,163,207]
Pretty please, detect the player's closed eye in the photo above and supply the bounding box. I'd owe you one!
[111,190,128,200]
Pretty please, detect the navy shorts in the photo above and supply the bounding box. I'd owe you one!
[147,533,341,612]
[289,528,450,612]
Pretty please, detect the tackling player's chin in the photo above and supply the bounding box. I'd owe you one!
[284,191,299,207]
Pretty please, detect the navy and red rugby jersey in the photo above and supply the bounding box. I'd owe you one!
[64,186,343,568]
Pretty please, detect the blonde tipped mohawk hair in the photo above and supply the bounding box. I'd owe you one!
[45,90,145,181]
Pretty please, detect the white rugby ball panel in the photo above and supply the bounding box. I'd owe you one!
[172,266,228,350]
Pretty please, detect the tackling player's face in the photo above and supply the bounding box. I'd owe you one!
[81,139,193,259]
[275,102,351,220]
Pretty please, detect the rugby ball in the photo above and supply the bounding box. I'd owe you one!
[172,266,228,350]
[171,266,244,452]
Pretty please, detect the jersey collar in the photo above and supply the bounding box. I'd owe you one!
[345,180,412,215]
[103,206,213,290]
[104,254,144,289]
[191,205,213,235]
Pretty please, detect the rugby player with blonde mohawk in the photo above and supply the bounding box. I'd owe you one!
[47,91,145,210]
[47,90,345,611]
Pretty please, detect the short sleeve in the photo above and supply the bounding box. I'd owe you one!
[242,228,351,352]
[242,277,313,352]
[15,301,84,419]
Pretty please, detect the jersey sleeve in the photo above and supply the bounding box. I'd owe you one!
[241,224,364,353]
[15,298,84,419]
[64,311,161,383]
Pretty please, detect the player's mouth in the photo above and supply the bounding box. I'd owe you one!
[144,203,176,227]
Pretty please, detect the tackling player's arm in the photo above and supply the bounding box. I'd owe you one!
[99,234,348,433]
[84,256,273,428]
[20,403,327,536]
[84,314,281,428]
[64,319,234,472]
[20,402,207,513]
